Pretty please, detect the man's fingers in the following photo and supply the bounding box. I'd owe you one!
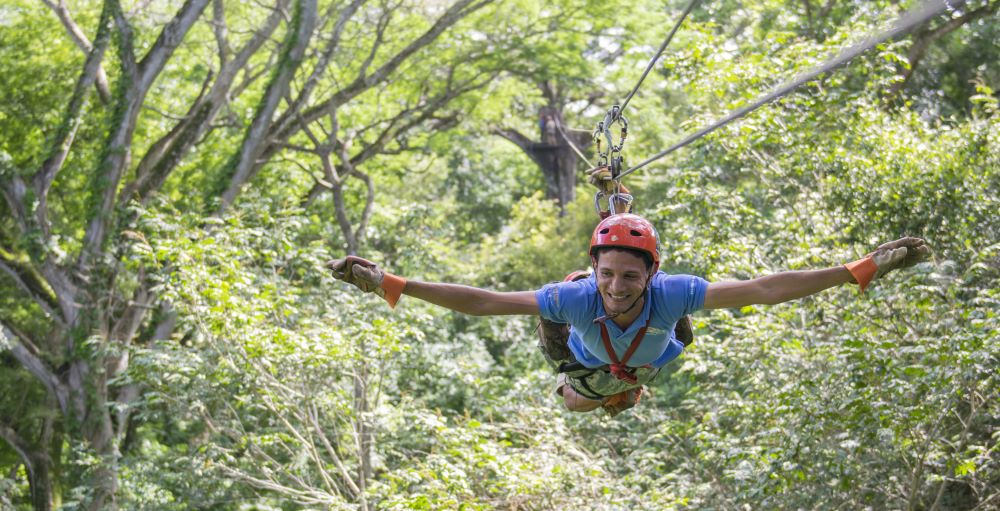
[326,258,349,279]
[888,246,908,265]
[352,264,375,282]
[904,243,932,267]
[587,166,610,177]
[875,236,920,251]
[587,166,612,186]
[884,237,931,266]
[351,264,382,293]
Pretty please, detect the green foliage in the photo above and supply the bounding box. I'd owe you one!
[2,0,999,508]
[0,3,81,169]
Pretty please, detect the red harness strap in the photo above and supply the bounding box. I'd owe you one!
[597,320,649,385]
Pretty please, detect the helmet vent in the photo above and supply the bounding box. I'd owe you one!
[599,228,610,234]
[630,229,642,236]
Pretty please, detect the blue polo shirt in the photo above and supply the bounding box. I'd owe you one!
[535,272,709,368]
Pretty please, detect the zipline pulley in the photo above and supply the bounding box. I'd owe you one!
[593,105,629,177]
[592,105,633,218]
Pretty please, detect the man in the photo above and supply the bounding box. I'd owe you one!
[328,214,930,416]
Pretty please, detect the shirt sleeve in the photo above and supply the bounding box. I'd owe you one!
[654,274,710,318]
[535,279,593,324]
[535,283,567,323]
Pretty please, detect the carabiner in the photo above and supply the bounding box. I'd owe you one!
[595,105,628,176]
[601,105,628,154]
[593,189,634,217]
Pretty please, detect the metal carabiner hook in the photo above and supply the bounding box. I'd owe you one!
[593,187,634,217]
[601,107,628,151]
[599,106,629,176]
[592,121,607,167]
[608,192,634,215]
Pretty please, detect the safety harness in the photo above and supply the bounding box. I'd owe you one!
[597,317,650,385]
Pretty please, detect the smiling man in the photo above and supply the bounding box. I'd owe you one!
[328,214,930,416]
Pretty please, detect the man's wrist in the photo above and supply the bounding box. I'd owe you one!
[844,256,877,292]
[381,272,407,308]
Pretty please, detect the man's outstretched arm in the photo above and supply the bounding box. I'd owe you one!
[404,282,538,316]
[327,256,539,316]
[703,267,853,309]
[702,237,931,310]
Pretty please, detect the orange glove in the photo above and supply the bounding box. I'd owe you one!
[326,256,407,308]
[845,237,931,292]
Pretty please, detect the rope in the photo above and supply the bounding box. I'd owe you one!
[618,0,958,179]
[555,117,596,168]
[619,0,702,115]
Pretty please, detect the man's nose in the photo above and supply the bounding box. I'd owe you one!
[608,277,625,292]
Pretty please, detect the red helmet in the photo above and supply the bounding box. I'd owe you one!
[589,214,660,274]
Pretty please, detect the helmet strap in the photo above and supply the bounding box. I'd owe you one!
[593,280,650,324]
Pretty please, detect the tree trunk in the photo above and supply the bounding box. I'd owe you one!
[537,106,581,211]
[353,352,372,511]
[495,104,590,213]
[0,413,60,511]
[30,455,53,511]
[65,357,121,510]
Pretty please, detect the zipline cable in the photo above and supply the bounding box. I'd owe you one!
[555,118,596,168]
[619,0,702,115]
[618,0,961,179]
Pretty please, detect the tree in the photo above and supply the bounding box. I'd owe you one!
[0,0,497,506]
[487,0,651,212]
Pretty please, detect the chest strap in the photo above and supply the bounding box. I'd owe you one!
[597,319,650,385]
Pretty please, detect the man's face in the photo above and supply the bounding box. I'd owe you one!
[594,249,650,315]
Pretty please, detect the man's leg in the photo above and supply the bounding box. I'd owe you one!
[555,374,603,412]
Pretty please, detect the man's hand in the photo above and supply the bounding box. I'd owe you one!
[846,237,932,291]
[587,166,615,191]
[869,237,932,278]
[587,166,633,214]
[326,256,407,307]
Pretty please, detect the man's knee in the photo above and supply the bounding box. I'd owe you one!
[561,384,603,412]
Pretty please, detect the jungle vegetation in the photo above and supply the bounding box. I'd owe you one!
[0,0,998,509]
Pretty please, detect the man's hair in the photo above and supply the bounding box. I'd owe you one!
[592,246,654,273]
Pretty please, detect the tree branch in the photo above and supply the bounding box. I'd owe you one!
[211,0,229,69]
[31,1,114,237]
[352,170,374,248]
[1,323,68,415]
[0,168,31,232]
[356,2,392,80]
[888,0,998,98]
[122,0,286,205]
[136,0,212,93]
[493,127,534,152]
[0,422,36,490]
[271,0,368,137]
[81,0,211,267]
[0,250,61,321]
[217,0,319,210]
[267,0,494,145]
[41,0,112,103]
[346,73,493,167]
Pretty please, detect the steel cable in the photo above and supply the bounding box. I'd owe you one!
[619,0,702,115]
[554,117,596,168]
[618,0,960,179]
